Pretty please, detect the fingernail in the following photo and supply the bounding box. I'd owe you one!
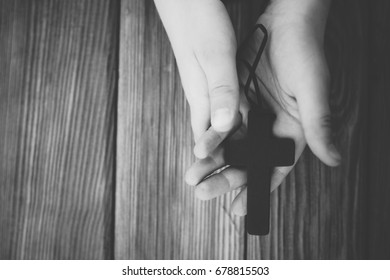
[328,144,341,164]
[212,108,234,132]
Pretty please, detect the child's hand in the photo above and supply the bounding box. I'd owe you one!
[185,0,341,216]
[154,0,240,141]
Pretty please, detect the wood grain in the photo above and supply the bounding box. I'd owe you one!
[0,0,118,259]
[367,0,390,259]
[116,0,245,260]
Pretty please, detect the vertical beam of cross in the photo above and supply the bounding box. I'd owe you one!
[224,109,295,235]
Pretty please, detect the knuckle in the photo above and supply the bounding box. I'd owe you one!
[209,84,238,101]
[304,116,331,140]
[319,114,332,130]
[196,41,236,61]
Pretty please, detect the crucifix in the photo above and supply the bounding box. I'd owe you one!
[224,24,295,235]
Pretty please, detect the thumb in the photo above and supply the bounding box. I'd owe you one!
[196,44,240,133]
[295,56,341,166]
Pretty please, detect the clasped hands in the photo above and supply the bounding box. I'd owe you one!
[154,0,341,216]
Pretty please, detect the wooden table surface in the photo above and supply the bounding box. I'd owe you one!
[0,0,389,259]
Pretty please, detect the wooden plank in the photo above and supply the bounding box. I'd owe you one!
[246,0,369,259]
[0,0,118,259]
[367,0,390,259]
[117,0,249,259]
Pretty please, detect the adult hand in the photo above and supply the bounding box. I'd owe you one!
[185,0,341,216]
[154,0,240,141]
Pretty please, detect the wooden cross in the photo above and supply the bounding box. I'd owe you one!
[224,108,295,235]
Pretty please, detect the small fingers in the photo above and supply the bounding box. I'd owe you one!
[174,55,210,142]
[230,187,247,216]
[195,32,240,133]
[193,114,241,159]
[190,100,211,142]
[185,148,225,186]
[195,167,247,201]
